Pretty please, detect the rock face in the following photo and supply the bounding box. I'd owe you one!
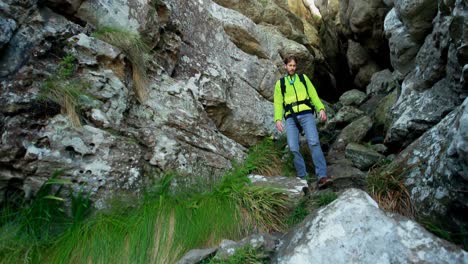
[0,0,334,208]
[274,189,468,264]
[384,0,467,148]
[391,97,468,236]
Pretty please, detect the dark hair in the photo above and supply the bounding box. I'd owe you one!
[284,55,297,65]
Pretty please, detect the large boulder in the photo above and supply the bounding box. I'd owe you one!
[338,0,391,52]
[385,0,467,148]
[383,8,420,77]
[391,97,468,237]
[0,17,16,49]
[394,0,438,42]
[274,189,468,263]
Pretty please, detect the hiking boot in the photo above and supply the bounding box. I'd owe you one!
[317,176,333,189]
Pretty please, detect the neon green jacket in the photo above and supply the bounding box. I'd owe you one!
[274,74,325,122]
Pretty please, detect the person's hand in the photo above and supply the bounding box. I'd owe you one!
[319,109,327,122]
[276,120,284,133]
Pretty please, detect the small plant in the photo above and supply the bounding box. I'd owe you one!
[313,191,337,207]
[286,198,309,226]
[207,245,268,264]
[421,219,468,250]
[93,27,150,103]
[366,162,415,218]
[244,137,284,176]
[39,55,89,127]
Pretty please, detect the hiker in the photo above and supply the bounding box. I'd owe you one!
[273,55,332,189]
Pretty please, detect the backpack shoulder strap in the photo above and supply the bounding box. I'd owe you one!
[298,74,307,90]
[280,77,286,99]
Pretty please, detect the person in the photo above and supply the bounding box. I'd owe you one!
[273,55,332,189]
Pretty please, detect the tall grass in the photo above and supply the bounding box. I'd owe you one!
[92,27,150,103]
[0,170,90,263]
[1,146,292,263]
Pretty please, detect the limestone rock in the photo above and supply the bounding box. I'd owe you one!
[339,89,367,106]
[0,17,16,49]
[274,189,468,263]
[384,8,420,77]
[366,69,399,96]
[328,115,373,160]
[176,248,217,264]
[248,174,308,202]
[393,97,468,237]
[345,143,385,170]
[394,0,438,42]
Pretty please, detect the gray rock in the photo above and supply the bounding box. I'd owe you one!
[215,233,278,260]
[0,17,16,49]
[345,143,385,170]
[386,78,462,147]
[328,115,373,162]
[248,174,308,202]
[76,0,161,45]
[274,189,468,264]
[365,69,399,96]
[373,89,398,134]
[0,8,82,78]
[176,247,217,264]
[346,39,368,74]
[339,89,367,106]
[65,33,122,66]
[339,0,391,52]
[370,143,388,154]
[394,97,468,236]
[19,116,146,209]
[354,61,381,89]
[394,0,438,42]
[384,8,420,77]
[325,105,364,130]
[327,163,367,189]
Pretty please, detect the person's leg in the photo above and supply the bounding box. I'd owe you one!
[299,114,327,179]
[285,117,307,177]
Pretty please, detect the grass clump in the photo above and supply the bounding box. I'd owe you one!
[286,198,309,226]
[0,170,91,263]
[39,55,89,127]
[421,219,468,251]
[2,168,290,263]
[366,162,415,218]
[92,27,150,103]
[313,191,337,207]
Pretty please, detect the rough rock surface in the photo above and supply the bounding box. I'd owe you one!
[392,97,468,235]
[274,189,468,264]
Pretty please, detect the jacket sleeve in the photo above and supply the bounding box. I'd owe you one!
[273,80,284,122]
[303,74,325,113]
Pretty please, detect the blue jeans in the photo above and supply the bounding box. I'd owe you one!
[285,113,327,179]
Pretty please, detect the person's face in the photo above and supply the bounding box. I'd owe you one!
[285,60,296,76]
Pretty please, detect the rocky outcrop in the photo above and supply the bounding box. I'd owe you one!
[385,0,467,148]
[274,189,468,263]
[391,97,468,237]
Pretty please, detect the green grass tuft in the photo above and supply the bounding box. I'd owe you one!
[93,27,150,103]
[366,162,415,218]
[39,55,89,127]
[313,191,337,207]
